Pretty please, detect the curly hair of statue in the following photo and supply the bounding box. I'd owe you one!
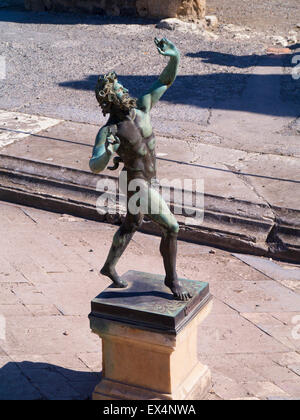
[95,72,137,115]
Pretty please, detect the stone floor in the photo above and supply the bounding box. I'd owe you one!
[0,200,299,400]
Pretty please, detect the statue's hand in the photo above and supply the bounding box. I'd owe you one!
[105,134,120,155]
[154,37,178,57]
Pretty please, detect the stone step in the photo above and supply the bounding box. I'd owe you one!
[0,153,299,262]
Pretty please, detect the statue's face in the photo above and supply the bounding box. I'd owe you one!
[113,80,129,100]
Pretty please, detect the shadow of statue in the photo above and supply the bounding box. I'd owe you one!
[59,71,300,118]
[0,360,101,400]
[186,50,295,68]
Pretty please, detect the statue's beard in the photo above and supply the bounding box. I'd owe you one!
[101,93,137,116]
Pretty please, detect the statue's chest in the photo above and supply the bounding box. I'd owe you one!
[117,120,141,146]
[136,112,153,139]
[117,119,156,156]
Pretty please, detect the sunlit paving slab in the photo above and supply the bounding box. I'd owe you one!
[0,110,61,148]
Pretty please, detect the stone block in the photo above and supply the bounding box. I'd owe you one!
[89,270,213,400]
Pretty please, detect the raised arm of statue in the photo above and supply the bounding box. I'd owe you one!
[137,38,180,112]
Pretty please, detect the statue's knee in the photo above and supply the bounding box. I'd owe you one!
[112,232,123,247]
[128,214,143,231]
[121,214,143,235]
[134,214,144,230]
[168,221,179,235]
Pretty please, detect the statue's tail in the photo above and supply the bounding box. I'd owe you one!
[108,156,123,171]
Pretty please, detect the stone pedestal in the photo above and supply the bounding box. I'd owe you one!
[89,270,212,400]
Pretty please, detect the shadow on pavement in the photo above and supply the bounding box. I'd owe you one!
[0,361,101,400]
[0,7,157,26]
[186,50,295,68]
[59,73,300,118]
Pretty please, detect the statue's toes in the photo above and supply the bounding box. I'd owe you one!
[174,289,192,301]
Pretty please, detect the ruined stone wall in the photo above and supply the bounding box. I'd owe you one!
[24,0,206,20]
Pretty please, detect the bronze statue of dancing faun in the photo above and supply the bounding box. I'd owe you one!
[89,38,192,301]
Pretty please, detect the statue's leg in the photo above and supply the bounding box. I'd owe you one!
[146,185,192,301]
[100,212,143,288]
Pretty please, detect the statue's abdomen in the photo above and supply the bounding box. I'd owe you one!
[116,119,156,182]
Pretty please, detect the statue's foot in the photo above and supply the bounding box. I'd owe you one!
[100,265,128,288]
[165,278,192,301]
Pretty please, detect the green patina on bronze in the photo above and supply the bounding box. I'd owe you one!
[90,38,191,301]
[90,271,211,335]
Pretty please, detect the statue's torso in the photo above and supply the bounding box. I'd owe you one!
[112,109,157,183]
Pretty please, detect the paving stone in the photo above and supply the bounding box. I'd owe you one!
[0,257,28,283]
[229,397,260,400]
[0,359,42,400]
[2,229,69,274]
[33,278,109,316]
[0,202,38,225]
[201,354,265,383]
[34,232,94,274]
[1,316,99,355]
[24,304,62,316]
[287,365,300,377]
[233,254,300,282]
[0,243,47,282]
[271,312,300,325]
[229,256,272,282]
[226,353,278,369]
[11,354,99,399]
[206,391,223,400]
[16,366,81,400]
[266,396,298,400]
[243,381,290,399]
[272,380,300,398]
[0,355,12,365]
[0,303,32,317]
[211,280,300,313]
[0,271,28,283]
[211,369,251,400]
[0,283,20,305]
[203,351,300,389]
[10,283,51,306]
[253,364,300,383]
[0,110,60,148]
[242,312,300,351]
[198,313,289,355]
[12,353,91,371]
[208,298,237,315]
[69,380,99,400]
[32,271,105,284]
[77,352,102,373]
[270,352,300,367]
[242,312,284,328]
[277,280,300,295]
